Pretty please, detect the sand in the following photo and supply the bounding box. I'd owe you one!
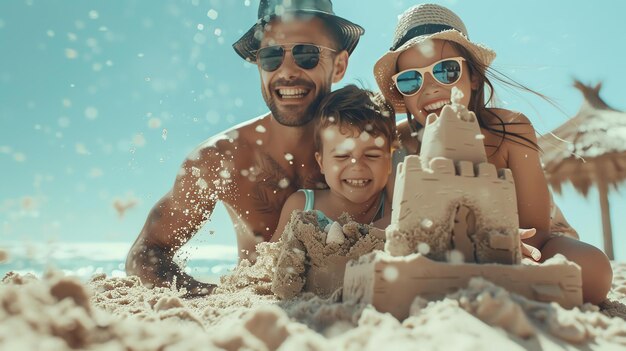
[272,211,385,299]
[1,239,626,351]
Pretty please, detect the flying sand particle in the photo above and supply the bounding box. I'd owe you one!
[113,197,138,219]
[278,178,290,189]
[85,107,98,120]
[421,218,433,229]
[148,117,161,128]
[65,48,78,59]
[383,266,399,282]
[196,178,208,190]
[191,167,201,177]
[374,136,385,148]
[447,249,465,264]
[417,242,430,255]
[219,170,231,179]
[417,39,435,58]
[207,9,218,20]
[132,134,146,147]
[337,138,356,153]
[13,153,26,162]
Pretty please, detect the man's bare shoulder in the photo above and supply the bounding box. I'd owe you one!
[186,113,271,165]
[167,113,272,198]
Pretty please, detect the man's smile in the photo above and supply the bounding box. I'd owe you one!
[276,87,310,99]
[274,87,312,103]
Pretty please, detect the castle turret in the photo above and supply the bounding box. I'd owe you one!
[386,88,520,264]
[419,88,487,168]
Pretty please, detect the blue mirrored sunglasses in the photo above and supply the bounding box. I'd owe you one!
[392,57,465,96]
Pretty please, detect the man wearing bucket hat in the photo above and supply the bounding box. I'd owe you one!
[376,3,612,304]
[126,0,363,296]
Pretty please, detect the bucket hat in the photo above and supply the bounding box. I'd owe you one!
[233,0,364,62]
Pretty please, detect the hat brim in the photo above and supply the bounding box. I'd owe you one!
[374,30,496,114]
[233,11,364,62]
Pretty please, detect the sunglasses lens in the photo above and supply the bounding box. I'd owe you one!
[433,59,462,84]
[395,70,423,96]
[258,46,284,72]
[292,44,321,69]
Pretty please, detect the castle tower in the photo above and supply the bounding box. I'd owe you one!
[419,103,487,167]
[386,98,521,264]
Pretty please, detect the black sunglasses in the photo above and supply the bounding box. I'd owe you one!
[255,43,336,72]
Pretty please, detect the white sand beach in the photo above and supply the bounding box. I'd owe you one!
[1,241,625,351]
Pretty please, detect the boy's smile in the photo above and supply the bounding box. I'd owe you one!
[316,125,391,205]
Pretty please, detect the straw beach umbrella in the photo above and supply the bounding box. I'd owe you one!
[539,81,626,260]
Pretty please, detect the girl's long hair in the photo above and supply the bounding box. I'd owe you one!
[406,41,557,154]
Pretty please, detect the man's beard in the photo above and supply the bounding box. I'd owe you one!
[263,78,330,127]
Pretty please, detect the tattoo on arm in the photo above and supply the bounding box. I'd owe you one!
[249,154,295,214]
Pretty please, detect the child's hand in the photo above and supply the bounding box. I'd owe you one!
[519,228,541,261]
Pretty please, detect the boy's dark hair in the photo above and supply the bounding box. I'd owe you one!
[314,84,397,152]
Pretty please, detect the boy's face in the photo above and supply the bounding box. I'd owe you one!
[315,125,392,204]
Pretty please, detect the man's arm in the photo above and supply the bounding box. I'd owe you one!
[126,147,229,296]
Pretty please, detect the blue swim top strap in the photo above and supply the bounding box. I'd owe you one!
[298,189,315,211]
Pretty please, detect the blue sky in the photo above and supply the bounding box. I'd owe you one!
[1,0,625,260]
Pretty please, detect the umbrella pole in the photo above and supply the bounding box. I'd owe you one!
[597,180,614,260]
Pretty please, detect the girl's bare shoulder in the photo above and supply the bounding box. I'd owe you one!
[483,108,535,134]
[482,108,538,149]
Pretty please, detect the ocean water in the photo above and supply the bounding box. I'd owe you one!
[0,242,238,284]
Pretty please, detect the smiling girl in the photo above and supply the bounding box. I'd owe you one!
[374,3,612,304]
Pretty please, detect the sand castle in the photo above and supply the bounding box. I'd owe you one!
[384,92,520,264]
[271,212,385,299]
[342,89,583,320]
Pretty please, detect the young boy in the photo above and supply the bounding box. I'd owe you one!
[271,84,397,242]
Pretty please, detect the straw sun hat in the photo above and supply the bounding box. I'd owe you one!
[233,0,364,62]
[374,3,496,114]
